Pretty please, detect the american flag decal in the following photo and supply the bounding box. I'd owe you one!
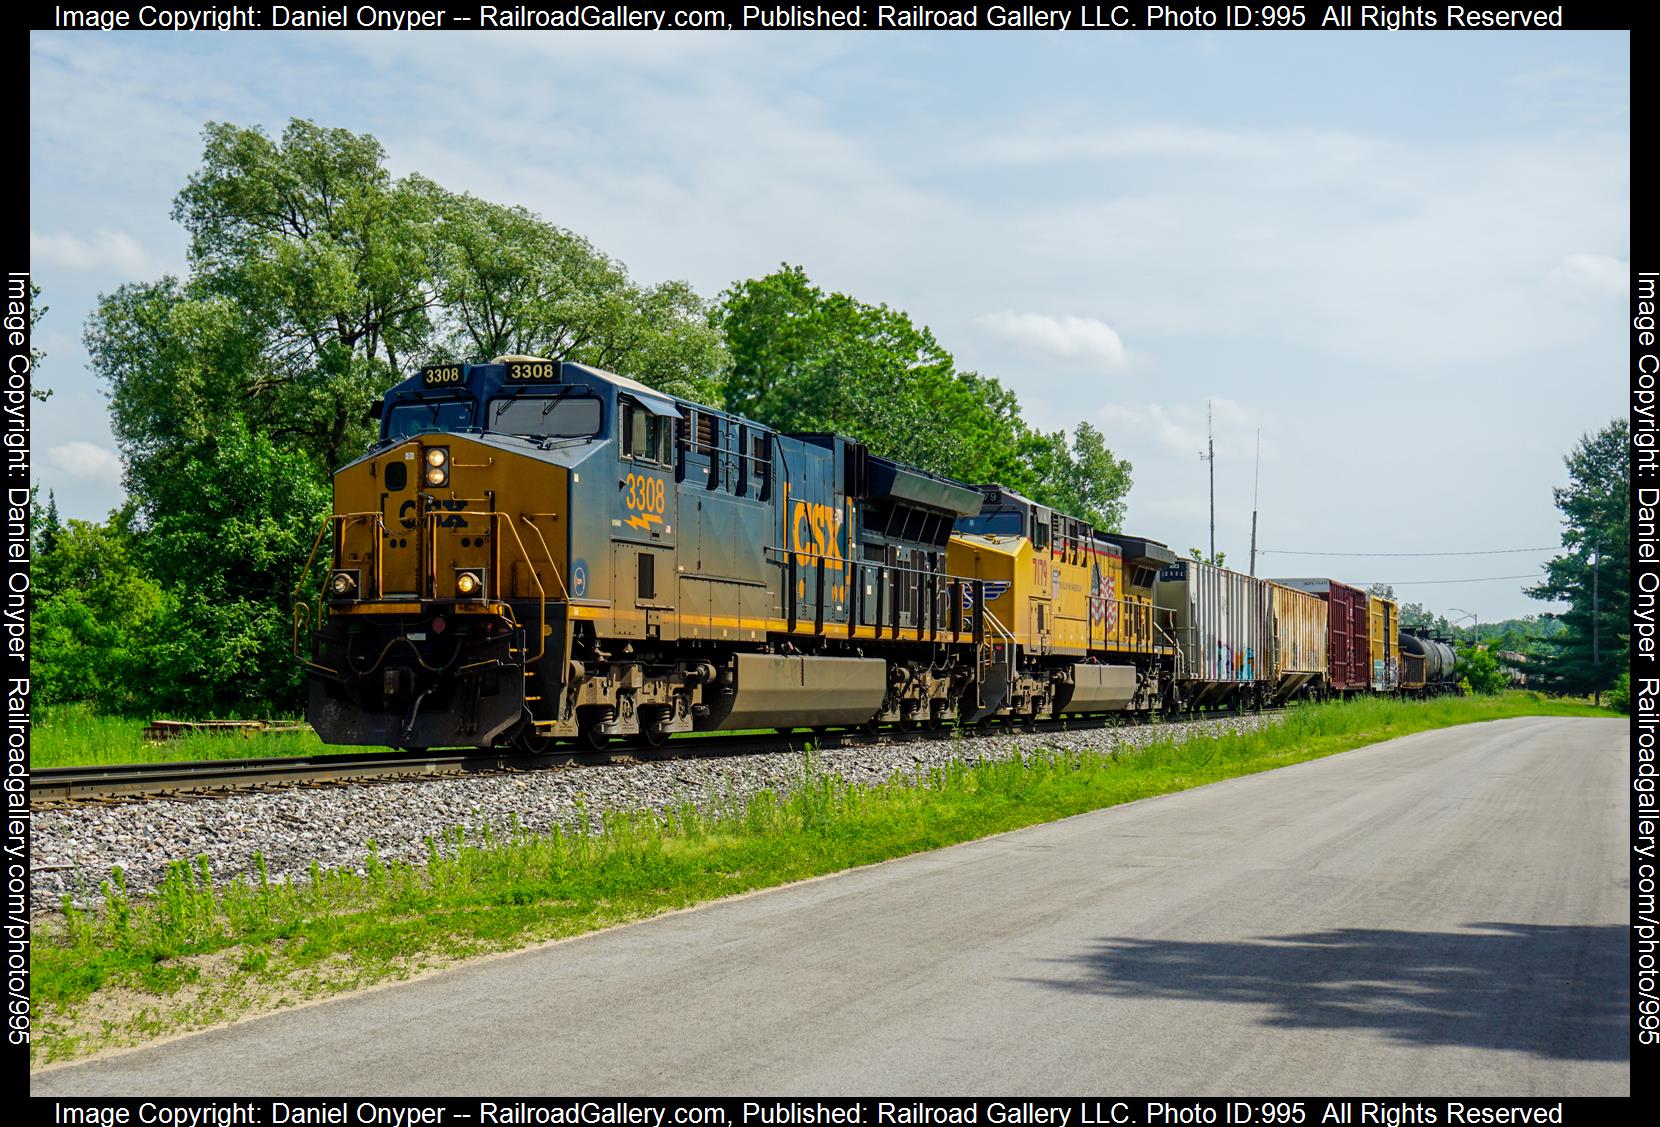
[1091,563,1118,630]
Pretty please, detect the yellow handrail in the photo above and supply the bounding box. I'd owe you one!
[422,505,550,665]
[290,511,388,669]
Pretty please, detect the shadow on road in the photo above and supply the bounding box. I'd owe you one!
[1023,923,1626,1061]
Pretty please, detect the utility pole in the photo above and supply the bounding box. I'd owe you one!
[1249,428,1260,576]
[1198,400,1215,564]
[1592,544,1600,706]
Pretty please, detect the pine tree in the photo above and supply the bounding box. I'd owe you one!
[1526,419,1629,698]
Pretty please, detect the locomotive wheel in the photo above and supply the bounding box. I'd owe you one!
[514,728,559,755]
[577,721,610,751]
[638,724,669,750]
[923,705,946,732]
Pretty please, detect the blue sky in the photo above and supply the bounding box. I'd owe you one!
[29,30,1629,621]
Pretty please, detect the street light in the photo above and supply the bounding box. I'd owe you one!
[1448,607,1478,649]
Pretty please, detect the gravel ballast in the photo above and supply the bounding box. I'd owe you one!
[32,714,1283,907]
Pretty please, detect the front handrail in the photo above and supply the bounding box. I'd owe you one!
[292,506,559,670]
[422,505,551,665]
[979,602,1019,703]
[291,511,389,672]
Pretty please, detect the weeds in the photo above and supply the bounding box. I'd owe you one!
[31,704,373,768]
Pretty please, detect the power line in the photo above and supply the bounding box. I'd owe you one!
[1355,573,1542,586]
[1261,546,1555,557]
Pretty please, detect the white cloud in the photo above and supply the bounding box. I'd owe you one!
[45,441,124,480]
[977,312,1128,368]
[30,229,151,276]
[1553,253,1628,297]
[1097,398,1269,463]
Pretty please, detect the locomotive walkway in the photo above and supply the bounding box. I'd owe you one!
[34,716,1628,1095]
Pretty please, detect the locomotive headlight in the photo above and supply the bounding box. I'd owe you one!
[329,570,359,599]
[454,568,484,598]
[424,447,449,487]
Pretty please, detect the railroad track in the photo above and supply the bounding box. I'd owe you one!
[31,709,1280,805]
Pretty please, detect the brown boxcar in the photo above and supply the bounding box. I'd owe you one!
[1271,578,1370,694]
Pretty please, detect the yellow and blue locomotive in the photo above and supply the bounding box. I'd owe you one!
[296,357,1181,750]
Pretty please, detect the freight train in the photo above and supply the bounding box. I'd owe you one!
[294,358,1461,751]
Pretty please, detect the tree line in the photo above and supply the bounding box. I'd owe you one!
[33,118,1132,716]
[1370,416,1630,701]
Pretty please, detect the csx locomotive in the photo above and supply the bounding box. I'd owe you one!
[295,357,1457,751]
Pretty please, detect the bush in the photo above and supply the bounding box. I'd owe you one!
[1455,647,1509,696]
[1609,670,1631,714]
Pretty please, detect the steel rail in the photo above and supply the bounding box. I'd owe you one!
[31,706,1286,806]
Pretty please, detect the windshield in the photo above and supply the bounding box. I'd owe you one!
[489,394,603,440]
[387,398,474,441]
[955,510,1024,537]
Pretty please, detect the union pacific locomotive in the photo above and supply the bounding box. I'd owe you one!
[295,357,1458,751]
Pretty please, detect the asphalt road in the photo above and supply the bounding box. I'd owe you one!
[33,716,1629,1096]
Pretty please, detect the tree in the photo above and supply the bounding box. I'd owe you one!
[1020,422,1133,531]
[28,282,49,401]
[1366,582,1396,600]
[70,116,728,716]
[168,119,442,467]
[31,487,62,557]
[714,265,1133,527]
[30,509,176,711]
[716,266,967,472]
[135,421,332,713]
[1187,547,1227,567]
[1455,646,1509,696]
[428,187,725,404]
[1526,419,1629,698]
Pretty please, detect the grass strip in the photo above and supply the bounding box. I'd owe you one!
[29,705,783,768]
[29,692,1608,1065]
[29,705,364,768]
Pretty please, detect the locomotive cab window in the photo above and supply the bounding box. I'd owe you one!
[488,393,601,440]
[621,400,673,467]
[386,398,475,442]
[956,510,1023,538]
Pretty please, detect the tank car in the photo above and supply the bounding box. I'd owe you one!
[1399,631,1458,697]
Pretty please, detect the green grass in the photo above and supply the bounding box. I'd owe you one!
[29,705,783,769]
[28,692,1611,1065]
[29,705,377,768]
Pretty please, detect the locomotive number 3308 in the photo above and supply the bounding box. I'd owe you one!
[623,473,666,528]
